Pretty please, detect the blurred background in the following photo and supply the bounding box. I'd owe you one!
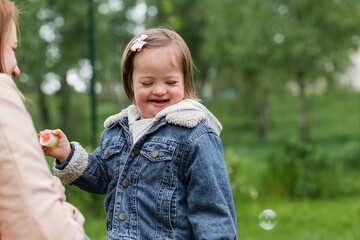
[12,0,360,239]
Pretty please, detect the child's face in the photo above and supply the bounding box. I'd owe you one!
[132,46,184,119]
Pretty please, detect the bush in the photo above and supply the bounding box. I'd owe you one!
[262,140,360,200]
[225,148,263,201]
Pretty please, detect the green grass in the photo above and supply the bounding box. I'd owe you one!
[77,194,360,240]
[84,216,107,240]
[236,196,360,240]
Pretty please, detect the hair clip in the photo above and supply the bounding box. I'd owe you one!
[131,34,149,52]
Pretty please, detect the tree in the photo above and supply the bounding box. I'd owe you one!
[274,0,360,141]
[199,0,284,139]
[199,0,360,141]
[15,0,138,143]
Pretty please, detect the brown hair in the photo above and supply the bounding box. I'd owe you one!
[121,28,199,103]
[0,0,18,73]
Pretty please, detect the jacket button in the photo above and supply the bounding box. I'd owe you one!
[134,148,140,155]
[151,150,159,158]
[122,180,129,188]
[104,148,109,155]
[119,213,127,221]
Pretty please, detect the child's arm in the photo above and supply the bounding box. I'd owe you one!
[185,132,237,239]
[41,129,71,164]
[41,128,110,194]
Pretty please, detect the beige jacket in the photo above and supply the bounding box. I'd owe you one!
[0,74,85,240]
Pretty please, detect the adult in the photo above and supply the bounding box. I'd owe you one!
[0,0,87,239]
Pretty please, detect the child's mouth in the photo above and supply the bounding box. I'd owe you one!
[150,99,169,103]
[149,99,169,105]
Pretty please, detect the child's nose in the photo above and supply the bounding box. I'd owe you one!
[153,85,166,95]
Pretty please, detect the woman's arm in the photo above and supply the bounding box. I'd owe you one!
[0,74,85,240]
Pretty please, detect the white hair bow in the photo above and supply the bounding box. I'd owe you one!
[131,34,149,52]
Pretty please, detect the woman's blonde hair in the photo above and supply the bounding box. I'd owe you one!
[0,0,18,73]
[121,28,199,103]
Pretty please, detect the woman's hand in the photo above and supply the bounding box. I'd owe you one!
[41,129,71,164]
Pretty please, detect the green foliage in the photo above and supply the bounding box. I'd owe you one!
[225,149,262,201]
[341,141,360,169]
[264,140,329,199]
[224,138,360,202]
[259,139,360,200]
[219,89,360,201]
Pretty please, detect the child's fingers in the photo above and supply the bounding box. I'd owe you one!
[51,129,63,137]
[42,146,51,156]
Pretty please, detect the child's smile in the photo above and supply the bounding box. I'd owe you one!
[148,98,170,106]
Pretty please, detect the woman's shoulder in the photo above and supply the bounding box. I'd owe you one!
[0,73,25,102]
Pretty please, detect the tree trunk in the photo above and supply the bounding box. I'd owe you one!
[58,74,72,133]
[195,66,209,99]
[257,86,268,140]
[296,70,309,142]
[38,87,50,129]
[34,73,50,130]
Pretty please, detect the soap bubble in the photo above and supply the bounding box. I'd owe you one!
[258,209,277,230]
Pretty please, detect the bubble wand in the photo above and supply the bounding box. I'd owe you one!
[38,130,58,147]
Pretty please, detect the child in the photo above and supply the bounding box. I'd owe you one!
[45,28,237,239]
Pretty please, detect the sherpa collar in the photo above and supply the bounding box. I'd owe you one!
[104,99,222,135]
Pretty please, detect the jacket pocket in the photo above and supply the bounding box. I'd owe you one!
[101,137,125,159]
[140,141,176,162]
[101,138,125,178]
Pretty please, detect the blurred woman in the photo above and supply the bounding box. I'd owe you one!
[0,0,88,239]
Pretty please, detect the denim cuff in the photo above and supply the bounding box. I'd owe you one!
[55,143,75,170]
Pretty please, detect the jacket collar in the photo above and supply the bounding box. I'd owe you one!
[104,99,222,135]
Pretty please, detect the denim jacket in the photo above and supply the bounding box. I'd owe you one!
[54,101,237,240]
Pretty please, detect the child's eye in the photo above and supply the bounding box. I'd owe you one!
[167,81,176,85]
[142,82,152,86]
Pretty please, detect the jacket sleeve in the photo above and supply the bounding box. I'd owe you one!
[53,141,109,194]
[0,74,85,240]
[185,130,237,239]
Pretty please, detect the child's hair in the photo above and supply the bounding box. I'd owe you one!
[121,28,199,103]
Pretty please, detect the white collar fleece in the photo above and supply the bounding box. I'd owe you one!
[104,99,222,135]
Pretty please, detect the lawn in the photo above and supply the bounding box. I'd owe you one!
[80,195,360,239]
[236,196,360,240]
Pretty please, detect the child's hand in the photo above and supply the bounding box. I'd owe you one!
[41,129,71,164]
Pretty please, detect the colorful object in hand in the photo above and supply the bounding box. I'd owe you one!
[38,130,58,147]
